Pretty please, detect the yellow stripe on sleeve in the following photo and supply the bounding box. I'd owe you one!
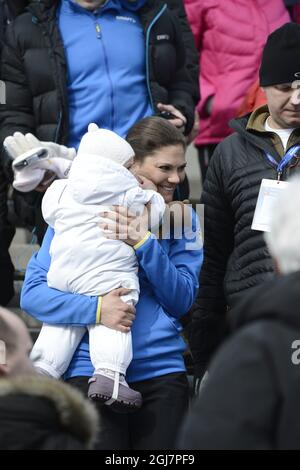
[133,231,151,250]
[96,296,102,324]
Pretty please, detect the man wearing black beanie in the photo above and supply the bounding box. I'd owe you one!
[190,22,300,394]
[260,22,300,129]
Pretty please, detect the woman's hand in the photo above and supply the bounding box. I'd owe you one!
[100,287,136,333]
[99,205,149,246]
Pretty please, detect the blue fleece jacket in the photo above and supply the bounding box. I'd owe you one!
[58,0,152,148]
[21,210,202,382]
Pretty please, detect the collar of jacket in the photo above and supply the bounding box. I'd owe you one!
[65,0,148,15]
[246,104,300,158]
[229,270,300,332]
[0,375,99,448]
[230,107,300,162]
[28,0,165,26]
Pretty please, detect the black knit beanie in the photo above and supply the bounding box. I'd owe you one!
[260,23,300,87]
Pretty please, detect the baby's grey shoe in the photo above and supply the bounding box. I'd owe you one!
[88,374,142,412]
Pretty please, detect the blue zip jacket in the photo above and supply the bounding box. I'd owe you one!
[21,210,202,383]
[58,0,152,148]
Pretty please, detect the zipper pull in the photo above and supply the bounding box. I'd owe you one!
[95,23,101,39]
[277,171,282,182]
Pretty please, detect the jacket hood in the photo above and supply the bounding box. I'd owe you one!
[77,124,134,167]
[230,271,300,332]
[68,123,136,204]
[27,0,150,19]
[68,153,137,205]
[0,375,99,449]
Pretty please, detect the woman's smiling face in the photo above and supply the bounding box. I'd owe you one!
[132,144,186,203]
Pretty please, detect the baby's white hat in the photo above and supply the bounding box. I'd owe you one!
[77,123,134,166]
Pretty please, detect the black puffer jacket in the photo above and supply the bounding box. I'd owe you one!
[0,375,98,449]
[190,113,300,378]
[5,0,28,17]
[180,271,300,450]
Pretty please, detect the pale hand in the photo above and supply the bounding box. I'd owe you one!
[99,205,149,246]
[157,102,187,132]
[100,288,136,333]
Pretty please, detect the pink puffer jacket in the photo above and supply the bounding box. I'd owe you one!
[184,0,290,145]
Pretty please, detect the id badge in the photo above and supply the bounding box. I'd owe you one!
[251,179,289,232]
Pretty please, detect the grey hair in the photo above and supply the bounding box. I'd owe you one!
[265,175,300,274]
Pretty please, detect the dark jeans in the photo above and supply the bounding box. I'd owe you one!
[197,144,217,183]
[0,164,14,305]
[66,372,189,450]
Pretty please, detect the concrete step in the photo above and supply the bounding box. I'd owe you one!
[9,243,39,273]
[8,229,41,334]
[7,280,42,333]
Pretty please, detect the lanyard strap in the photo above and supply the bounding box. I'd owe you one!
[265,145,300,180]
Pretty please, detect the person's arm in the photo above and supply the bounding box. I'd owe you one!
[183,0,209,135]
[102,206,203,319]
[21,227,135,331]
[179,330,278,450]
[166,13,198,134]
[156,0,199,135]
[0,21,35,180]
[167,0,199,90]
[134,209,202,318]
[189,146,234,380]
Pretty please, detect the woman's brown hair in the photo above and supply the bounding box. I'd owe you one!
[126,116,186,162]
